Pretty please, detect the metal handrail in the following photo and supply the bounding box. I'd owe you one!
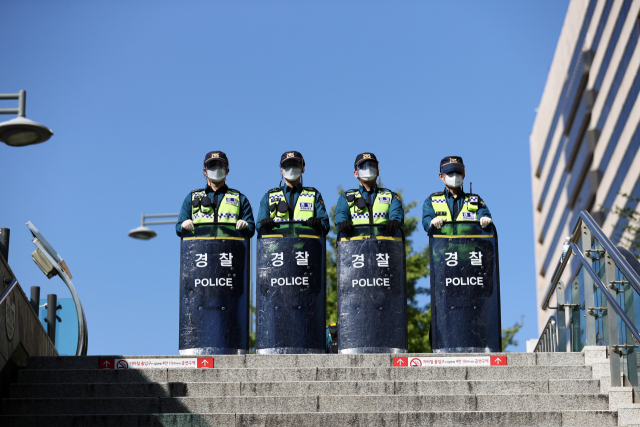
[534,316,557,352]
[541,219,582,310]
[580,211,640,295]
[570,242,640,344]
[27,222,88,356]
[542,211,640,310]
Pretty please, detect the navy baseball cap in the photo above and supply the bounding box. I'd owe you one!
[354,152,378,168]
[440,156,465,174]
[280,151,305,166]
[204,151,228,167]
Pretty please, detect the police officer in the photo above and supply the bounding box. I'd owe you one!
[257,151,330,234]
[422,156,492,233]
[176,151,255,236]
[334,153,404,233]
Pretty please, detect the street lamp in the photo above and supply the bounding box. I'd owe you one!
[0,90,53,147]
[128,213,179,240]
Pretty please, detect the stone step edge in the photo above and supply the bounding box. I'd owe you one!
[0,410,618,415]
[2,393,610,401]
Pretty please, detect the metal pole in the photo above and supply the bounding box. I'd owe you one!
[46,293,57,344]
[556,281,567,352]
[0,228,9,262]
[18,90,26,117]
[624,278,639,389]
[605,251,622,387]
[582,224,596,346]
[571,278,581,351]
[30,286,40,317]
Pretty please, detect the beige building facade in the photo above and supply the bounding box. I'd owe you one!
[531,0,640,333]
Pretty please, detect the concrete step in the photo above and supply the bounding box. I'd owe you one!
[10,379,603,398]
[1,394,611,415]
[25,352,587,370]
[17,365,594,384]
[0,410,619,427]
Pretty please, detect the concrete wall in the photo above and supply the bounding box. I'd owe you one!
[0,253,58,408]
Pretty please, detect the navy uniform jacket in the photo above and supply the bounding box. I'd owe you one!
[422,187,491,234]
[176,184,255,237]
[334,184,404,226]
[256,183,330,235]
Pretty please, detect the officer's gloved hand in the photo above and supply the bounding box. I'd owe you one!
[430,217,444,229]
[480,217,493,228]
[260,218,277,231]
[306,217,322,229]
[337,221,353,234]
[386,220,400,234]
[236,220,248,230]
[181,219,194,231]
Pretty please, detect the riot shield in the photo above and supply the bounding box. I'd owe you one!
[429,221,501,353]
[179,223,250,355]
[337,225,407,354]
[256,221,326,354]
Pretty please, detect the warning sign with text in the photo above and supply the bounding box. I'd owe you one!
[393,356,507,367]
[99,358,214,369]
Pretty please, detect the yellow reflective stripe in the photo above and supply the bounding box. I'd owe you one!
[182,236,245,241]
[261,234,284,238]
[340,236,371,241]
[376,236,403,241]
[432,235,493,238]
[299,234,321,239]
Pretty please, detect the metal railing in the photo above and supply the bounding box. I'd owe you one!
[27,222,88,356]
[536,210,640,390]
[534,316,557,352]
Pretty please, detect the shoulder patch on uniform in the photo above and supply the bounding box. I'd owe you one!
[268,187,282,193]
[191,188,205,193]
[320,199,325,207]
[394,195,401,201]
[430,191,444,197]
[226,188,240,194]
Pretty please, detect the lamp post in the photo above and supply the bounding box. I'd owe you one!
[0,90,53,146]
[128,213,179,240]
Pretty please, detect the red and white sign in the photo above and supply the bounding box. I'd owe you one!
[410,358,422,367]
[393,357,408,367]
[393,356,507,367]
[99,358,214,369]
[491,356,507,366]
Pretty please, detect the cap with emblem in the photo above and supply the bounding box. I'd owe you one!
[440,156,465,175]
[280,151,305,167]
[204,151,229,167]
[354,152,378,169]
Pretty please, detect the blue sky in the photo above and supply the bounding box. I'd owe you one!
[1,1,569,354]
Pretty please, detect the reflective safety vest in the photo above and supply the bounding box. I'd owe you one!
[430,191,479,221]
[191,189,241,224]
[345,188,392,225]
[268,187,316,222]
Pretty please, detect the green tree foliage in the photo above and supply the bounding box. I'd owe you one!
[325,186,432,352]
[501,317,523,351]
[603,193,640,257]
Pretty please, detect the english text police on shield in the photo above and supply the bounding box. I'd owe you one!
[445,277,484,286]
[194,278,233,287]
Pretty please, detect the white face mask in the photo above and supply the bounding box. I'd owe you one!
[207,166,226,183]
[444,173,463,188]
[358,165,378,181]
[282,167,301,181]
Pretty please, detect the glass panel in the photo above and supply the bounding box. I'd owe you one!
[38,298,79,356]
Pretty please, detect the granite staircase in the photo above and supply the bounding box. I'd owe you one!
[1,346,640,426]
